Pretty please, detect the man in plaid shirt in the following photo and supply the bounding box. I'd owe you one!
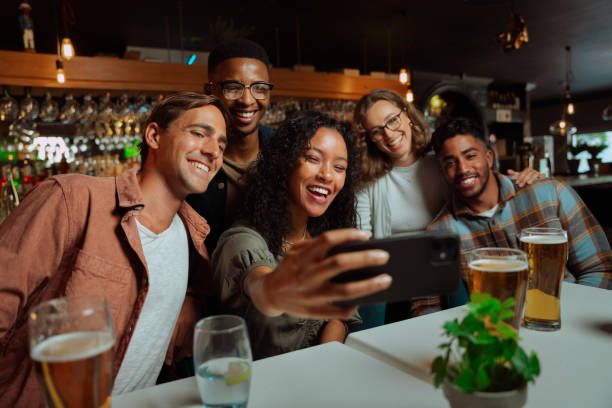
[420,117,612,313]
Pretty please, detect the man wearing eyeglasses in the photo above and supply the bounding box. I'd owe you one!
[188,38,275,254]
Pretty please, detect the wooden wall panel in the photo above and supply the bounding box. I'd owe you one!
[0,50,405,100]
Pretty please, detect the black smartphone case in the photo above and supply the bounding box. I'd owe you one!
[328,231,461,307]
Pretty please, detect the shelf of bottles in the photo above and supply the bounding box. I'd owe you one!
[261,96,356,127]
[0,87,158,222]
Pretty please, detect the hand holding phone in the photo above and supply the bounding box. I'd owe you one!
[326,231,461,307]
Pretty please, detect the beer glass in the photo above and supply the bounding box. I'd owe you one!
[29,296,115,408]
[466,248,529,330]
[520,227,568,331]
[194,315,252,408]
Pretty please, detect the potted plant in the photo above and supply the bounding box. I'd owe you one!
[431,293,540,408]
[567,142,587,174]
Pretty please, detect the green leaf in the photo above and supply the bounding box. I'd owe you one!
[499,309,514,320]
[460,314,485,334]
[511,346,528,376]
[431,356,447,387]
[443,320,461,335]
[470,292,492,304]
[501,297,516,308]
[500,338,518,360]
[475,365,490,390]
[526,351,541,381]
[474,331,497,345]
[497,323,518,340]
[454,369,475,392]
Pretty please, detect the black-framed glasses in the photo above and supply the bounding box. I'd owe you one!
[211,80,274,100]
[369,110,405,140]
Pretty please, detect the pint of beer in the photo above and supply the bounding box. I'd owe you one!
[466,248,529,330]
[519,227,568,331]
[29,296,114,408]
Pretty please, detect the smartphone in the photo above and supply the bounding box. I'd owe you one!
[327,231,461,307]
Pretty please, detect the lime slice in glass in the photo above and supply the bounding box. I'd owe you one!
[225,361,251,386]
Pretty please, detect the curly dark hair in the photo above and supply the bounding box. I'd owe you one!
[240,111,362,257]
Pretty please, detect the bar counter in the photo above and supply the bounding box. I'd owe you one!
[557,173,612,188]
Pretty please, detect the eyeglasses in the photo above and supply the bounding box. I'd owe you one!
[369,110,406,140]
[211,80,274,100]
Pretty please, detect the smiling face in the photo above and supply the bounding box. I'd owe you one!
[152,105,227,199]
[209,57,270,139]
[287,127,348,220]
[363,99,415,166]
[438,134,495,201]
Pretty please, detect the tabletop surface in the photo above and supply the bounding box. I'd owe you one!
[345,282,612,408]
[112,282,612,408]
[113,341,449,408]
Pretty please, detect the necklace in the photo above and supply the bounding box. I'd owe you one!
[282,228,307,247]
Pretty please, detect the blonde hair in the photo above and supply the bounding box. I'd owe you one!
[353,89,431,185]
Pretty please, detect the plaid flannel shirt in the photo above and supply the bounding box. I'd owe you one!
[413,173,612,316]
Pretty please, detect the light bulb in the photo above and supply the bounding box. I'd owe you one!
[405,89,414,103]
[61,37,75,60]
[559,120,566,129]
[567,102,575,115]
[399,68,409,85]
[56,60,66,84]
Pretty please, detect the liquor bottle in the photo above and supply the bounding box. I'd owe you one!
[21,162,35,195]
[0,166,18,222]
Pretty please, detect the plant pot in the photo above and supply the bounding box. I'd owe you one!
[441,380,527,408]
[567,159,581,175]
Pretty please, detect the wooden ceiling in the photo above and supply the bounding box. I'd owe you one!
[2,0,611,103]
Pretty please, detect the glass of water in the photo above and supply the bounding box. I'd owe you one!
[193,315,252,408]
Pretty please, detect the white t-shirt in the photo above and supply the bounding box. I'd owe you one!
[112,214,189,395]
[388,159,447,234]
[477,203,499,218]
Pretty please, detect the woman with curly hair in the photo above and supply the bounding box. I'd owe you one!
[212,111,383,359]
[353,88,542,328]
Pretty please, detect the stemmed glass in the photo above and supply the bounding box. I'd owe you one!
[193,315,252,408]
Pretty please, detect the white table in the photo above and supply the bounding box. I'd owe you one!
[345,282,612,408]
[113,341,448,407]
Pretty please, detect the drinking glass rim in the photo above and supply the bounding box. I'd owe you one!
[30,295,110,320]
[467,247,528,266]
[195,315,246,334]
[469,247,527,257]
[520,227,567,236]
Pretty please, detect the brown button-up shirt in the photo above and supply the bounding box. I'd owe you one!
[0,169,213,407]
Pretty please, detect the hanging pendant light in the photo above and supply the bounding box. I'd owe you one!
[549,46,576,136]
[61,37,75,60]
[55,59,66,84]
[399,68,410,85]
[549,116,576,136]
[405,89,414,103]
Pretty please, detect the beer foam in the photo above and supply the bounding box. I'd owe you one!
[469,259,526,272]
[31,332,114,363]
[520,235,567,245]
